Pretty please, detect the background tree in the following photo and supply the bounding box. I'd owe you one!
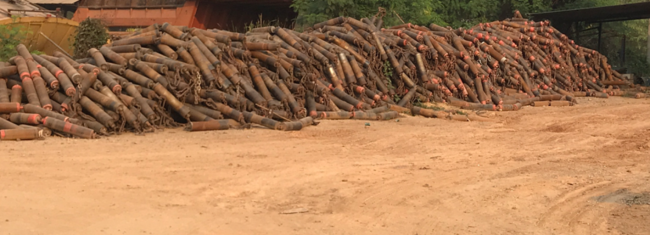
[72,18,109,59]
[291,0,446,30]
[291,0,561,29]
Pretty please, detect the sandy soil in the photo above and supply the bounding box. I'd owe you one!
[1,97,649,235]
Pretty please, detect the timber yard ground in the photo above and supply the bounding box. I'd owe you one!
[1,97,649,235]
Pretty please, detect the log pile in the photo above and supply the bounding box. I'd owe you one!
[0,12,643,140]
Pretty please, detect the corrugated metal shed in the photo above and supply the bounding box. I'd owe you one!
[0,0,49,21]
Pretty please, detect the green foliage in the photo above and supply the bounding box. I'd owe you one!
[290,0,641,28]
[0,16,33,61]
[439,0,555,28]
[383,60,395,89]
[291,0,559,29]
[73,18,109,59]
[291,0,445,30]
[588,18,650,76]
[430,105,445,111]
[414,98,423,107]
[245,14,282,33]
[382,60,392,78]
[414,101,446,110]
[423,104,446,111]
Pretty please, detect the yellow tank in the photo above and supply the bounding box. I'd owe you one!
[0,17,78,56]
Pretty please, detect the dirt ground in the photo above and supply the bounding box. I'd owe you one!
[1,97,649,235]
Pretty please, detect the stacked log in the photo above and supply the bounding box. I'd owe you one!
[0,12,641,139]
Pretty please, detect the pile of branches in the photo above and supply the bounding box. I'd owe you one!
[0,12,643,140]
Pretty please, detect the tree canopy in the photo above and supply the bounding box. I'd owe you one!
[291,0,568,29]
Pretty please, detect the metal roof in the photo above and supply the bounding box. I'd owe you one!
[28,0,78,4]
[530,2,650,23]
[0,0,48,21]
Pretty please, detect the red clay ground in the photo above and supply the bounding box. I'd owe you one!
[1,97,649,234]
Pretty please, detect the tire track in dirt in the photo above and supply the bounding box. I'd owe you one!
[534,116,650,234]
[537,181,617,232]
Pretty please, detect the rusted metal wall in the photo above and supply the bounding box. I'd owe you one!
[73,0,296,30]
[73,0,196,28]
